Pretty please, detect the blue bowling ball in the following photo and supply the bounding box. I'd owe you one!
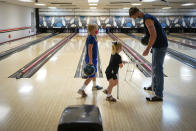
[84,64,95,76]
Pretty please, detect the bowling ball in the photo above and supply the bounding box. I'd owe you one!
[141,35,149,46]
[84,64,95,76]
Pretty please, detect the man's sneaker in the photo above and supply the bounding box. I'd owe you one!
[77,89,87,97]
[106,96,117,102]
[103,89,108,94]
[144,86,155,91]
[146,95,163,102]
[92,85,103,90]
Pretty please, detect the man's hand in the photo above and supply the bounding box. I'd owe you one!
[143,48,150,56]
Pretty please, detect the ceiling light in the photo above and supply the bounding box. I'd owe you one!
[123,8,129,9]
[88,0,99,3]
[48,7,57,9]
[90,7,97,9]
[19,0,33,2]
[162,7,171,9]
[89,3,97,6]
[35,3,46,6]
[140,0,157,2]
[131,3,142,6]
[181,3,195,6]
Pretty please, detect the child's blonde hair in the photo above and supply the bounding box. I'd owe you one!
[87,24,98,33]
[112,42,122,54]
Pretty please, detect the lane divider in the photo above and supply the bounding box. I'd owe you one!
[11,33,76,79]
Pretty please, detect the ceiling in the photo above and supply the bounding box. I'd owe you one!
[1,0,196,9]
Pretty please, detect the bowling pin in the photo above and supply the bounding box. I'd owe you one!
[79,18,82,27]
[113,18,117,27]
[190,17,193,25]
[51,17,55,27]
[132,19,135,27]
[121,17,125,27]
[70,18,74,24]
[166,17,170,27]
[43,17,47,27]
[97,17,101,26]
[87,17,90,25]
[105,17,109,24]
[62,17,66,26]
[182,17,186,27]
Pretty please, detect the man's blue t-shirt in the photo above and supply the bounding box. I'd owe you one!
[85,35,98,62]
[144,14,168,48]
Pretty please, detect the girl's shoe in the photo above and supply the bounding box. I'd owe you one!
[106,96,117,102]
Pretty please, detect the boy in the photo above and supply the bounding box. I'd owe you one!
[78,24,103,97]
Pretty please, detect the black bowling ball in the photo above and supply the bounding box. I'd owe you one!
[141,35,149,46]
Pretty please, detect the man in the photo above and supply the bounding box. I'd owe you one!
[129,7,168,101]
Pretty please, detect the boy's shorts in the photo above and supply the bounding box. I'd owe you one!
[85,59,97,78]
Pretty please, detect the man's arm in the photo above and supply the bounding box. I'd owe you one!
[143,19,157,56]
[88,44,93,65]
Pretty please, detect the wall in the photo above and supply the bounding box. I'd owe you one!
[39,16,196,28]
[0,2,36,43]
[39,8,196,16]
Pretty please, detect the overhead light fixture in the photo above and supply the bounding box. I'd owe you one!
[181,3,195,6]
[89,3,97,6]
[19,0,33,2]
[123,7,129,9]
[131,3,142,6]
[140,0,157,2]
[48,7,57,9]
[90,7,97,9]
[35,3,46,6]
[162,7,171,9]
[88,0,99,3]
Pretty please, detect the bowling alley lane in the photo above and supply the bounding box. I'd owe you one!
[0,33,70,78]
[0,33,196,131]
[114,33,196,77]
[0,33,50,53]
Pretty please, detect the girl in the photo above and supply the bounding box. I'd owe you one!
[104,41,124,102]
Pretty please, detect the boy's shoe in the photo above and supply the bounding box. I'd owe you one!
[77,89,87,97]
[146,95,163,102]
[92,85,103,90]
[106,96,117,102]
[103,89,108,94]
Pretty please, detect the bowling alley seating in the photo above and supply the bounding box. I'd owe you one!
[57,105,103,131]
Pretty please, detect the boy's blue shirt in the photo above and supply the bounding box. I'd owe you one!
[85,35,98,62]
